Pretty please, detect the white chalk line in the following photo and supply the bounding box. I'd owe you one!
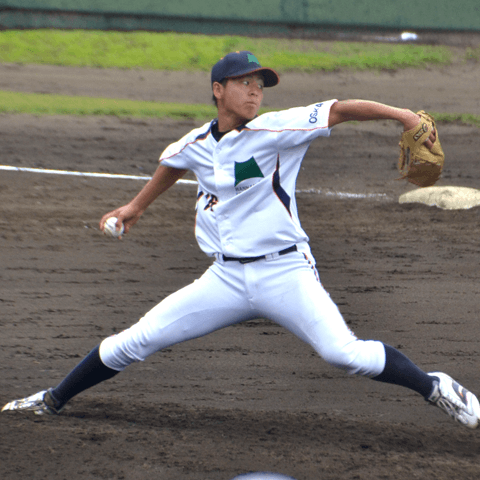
[0,164,195,185]
[297,188,389,200]
[0,164,389,199]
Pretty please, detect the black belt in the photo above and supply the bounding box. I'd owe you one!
[223,245,297,264]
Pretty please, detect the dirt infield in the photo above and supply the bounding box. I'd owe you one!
[1,57,480,480]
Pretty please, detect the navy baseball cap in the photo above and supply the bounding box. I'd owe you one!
[211,51,279,87]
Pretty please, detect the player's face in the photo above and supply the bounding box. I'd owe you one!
[215,74,264,127]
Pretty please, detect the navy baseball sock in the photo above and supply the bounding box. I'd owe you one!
[49,344,119,409]
[372,344,434,399]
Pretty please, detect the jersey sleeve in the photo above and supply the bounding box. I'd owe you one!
[253,99,337,150]
[159,121,212,170]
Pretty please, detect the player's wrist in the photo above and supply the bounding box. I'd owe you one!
[398,109,419,130]
[125,202,145,218]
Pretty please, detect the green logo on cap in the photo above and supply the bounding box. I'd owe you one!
[247,53,260,65]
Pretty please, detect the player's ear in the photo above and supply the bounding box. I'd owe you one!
[212,81,225,103]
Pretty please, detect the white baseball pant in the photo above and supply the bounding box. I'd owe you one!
[100,251,386,376]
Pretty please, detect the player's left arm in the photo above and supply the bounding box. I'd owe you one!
[328,99,436,148]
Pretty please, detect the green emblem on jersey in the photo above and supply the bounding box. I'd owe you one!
[234,157,264,186]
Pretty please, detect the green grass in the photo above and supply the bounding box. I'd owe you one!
[431,112,480,128]
[0,91,218,120]
[1,91,479,127]
[0,30,454,72]
[0,30,477,125]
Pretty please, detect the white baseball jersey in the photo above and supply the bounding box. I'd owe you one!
[160,99,337,259]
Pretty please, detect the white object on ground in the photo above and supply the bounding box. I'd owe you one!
[399,186,480,210]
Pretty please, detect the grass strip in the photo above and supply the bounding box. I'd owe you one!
[1,91,479,128]
[431,112,480,128]
[0,30,454,72]
[0,91,218,120]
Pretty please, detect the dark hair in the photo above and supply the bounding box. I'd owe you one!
[212,79,228,107]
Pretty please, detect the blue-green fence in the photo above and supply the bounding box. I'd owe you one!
[1,1,479,33]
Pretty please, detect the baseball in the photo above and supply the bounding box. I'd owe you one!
[103,217,124,238]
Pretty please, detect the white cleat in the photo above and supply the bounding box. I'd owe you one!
[1,389,61,415]
[427,372,480,428]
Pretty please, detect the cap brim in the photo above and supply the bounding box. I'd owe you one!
[227,67,280,87]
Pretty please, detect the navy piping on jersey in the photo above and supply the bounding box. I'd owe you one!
[209,118,255,142]
[272,155,291,216]
[194,129,210,142]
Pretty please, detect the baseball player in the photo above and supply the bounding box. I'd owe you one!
[3,51,479,429]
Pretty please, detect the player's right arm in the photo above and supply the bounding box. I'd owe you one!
[99,165,187,235]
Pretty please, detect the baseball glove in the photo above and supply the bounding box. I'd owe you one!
[398,111,444,187]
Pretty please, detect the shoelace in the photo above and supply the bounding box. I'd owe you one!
[436,396,468,425]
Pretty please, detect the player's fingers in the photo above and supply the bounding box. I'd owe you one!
[114,220,124,240]
[423,138,434,150]
[100,212,126,232]
[114,218,123,231]
[422,127,437,150]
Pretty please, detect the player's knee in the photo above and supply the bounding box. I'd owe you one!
[321,339,385,377]
[99,333,146,371]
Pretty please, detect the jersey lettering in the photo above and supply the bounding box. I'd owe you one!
[309,103,324,124]
[204,194,219,211]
